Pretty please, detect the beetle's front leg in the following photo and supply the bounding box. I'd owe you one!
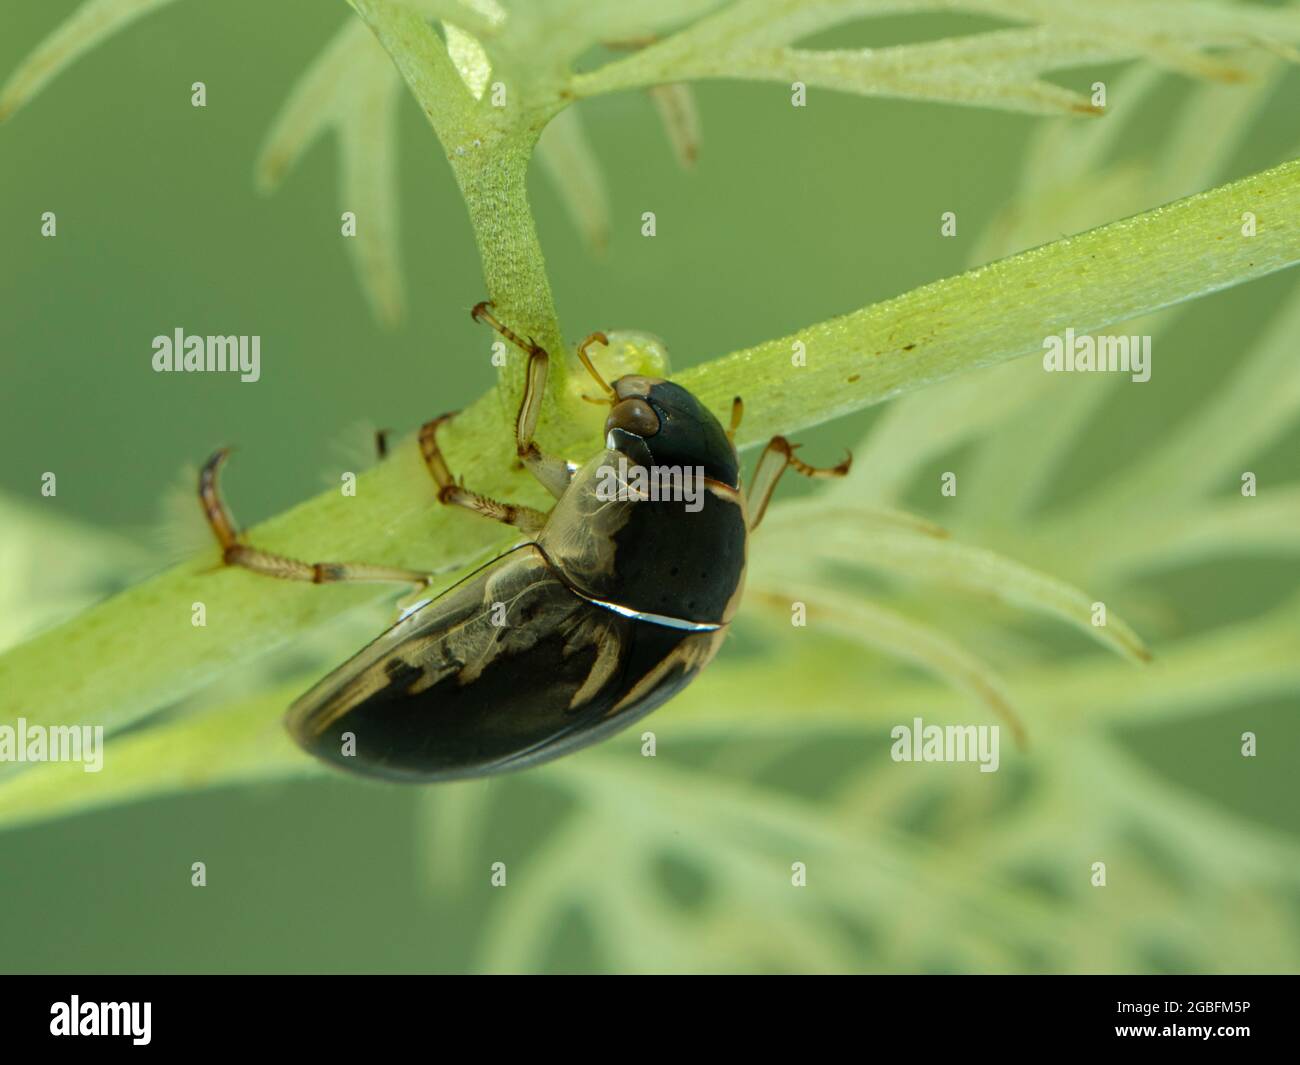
[198,449,435,587]
[745,436,852,531]
[472,300,575,499]
[418,414,548,536]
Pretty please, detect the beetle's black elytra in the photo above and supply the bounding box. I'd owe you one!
[197,303,851,781]
[286,545,711,780]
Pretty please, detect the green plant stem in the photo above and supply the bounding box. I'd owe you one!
[679,157,1300,440]
[352,0,566,381]
[452,140,568,403]
[0,683,317,832]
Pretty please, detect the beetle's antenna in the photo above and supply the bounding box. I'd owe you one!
[577,332,615,401]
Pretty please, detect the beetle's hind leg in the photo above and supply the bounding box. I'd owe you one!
[472,300,575,499]
[418,415,548,535]
[745,436,852,531]
[198,449,435,587]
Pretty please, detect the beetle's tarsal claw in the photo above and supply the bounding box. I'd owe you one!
[200,446,230,480]
[576,332,615,398]
[471,299,494,322]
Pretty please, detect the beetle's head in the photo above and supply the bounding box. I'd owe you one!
[601,375,739,489]
[573,330,740,489]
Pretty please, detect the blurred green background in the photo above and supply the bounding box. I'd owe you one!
[1,1,1297,973]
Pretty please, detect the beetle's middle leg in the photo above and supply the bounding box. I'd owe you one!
[198,449,436,587]
[745,436,852,531]
[418,415,548,535]
[472,300,575,499]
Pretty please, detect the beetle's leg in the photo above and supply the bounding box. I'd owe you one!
[198,449,435,586]
[726,396,744,446]
[575,331,616,402]
[745,436,852,532]
[472,299,575,499]
[514,330,577,498]
[418,414,549,535]
[470,299,538,356]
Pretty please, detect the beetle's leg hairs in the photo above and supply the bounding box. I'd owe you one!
[197,448,436,587]
[417,414,549,535]
[472,300,575,498]
[745,436,852,532]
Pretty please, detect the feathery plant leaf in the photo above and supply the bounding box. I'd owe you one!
[648,83,703,168]
[257,19,406,324]
[0,0,178,122]
[535,106,612,254]
[749,584,1027,744]
[8,0,1295,330]
[3,0,1300,976]
[757,503,1151,662]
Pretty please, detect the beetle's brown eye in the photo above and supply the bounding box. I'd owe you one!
[606,398,660,438]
